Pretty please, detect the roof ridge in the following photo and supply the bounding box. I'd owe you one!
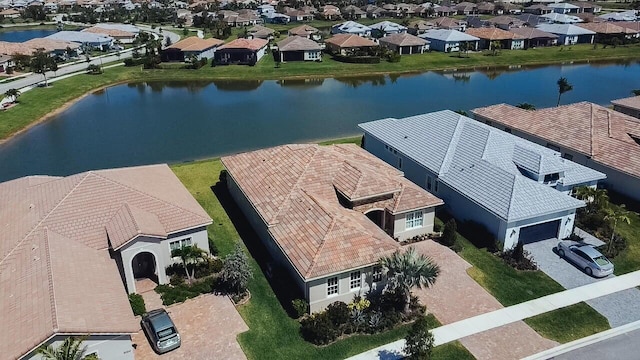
[43,228,59,332]
[121,202,141,234]
[305,216,338,278]
[91,171,211,225]
[505,171,519,220]
[0,173,90,267]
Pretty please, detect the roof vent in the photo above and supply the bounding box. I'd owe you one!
[29,204,35,210]
[32,244,38,251]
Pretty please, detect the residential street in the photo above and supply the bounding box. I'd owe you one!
[525,238,640,327]
[556,327,640,360]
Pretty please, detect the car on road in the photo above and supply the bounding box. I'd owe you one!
[557,240,614,277]
[141,309,181,354]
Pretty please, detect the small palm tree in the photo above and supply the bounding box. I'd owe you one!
[38,336,87,360]
[380,247,440,313]
[574,186,608,214]
[557,77,573,107]
[4,88,20,103]
[490,40,502,56]
[516,102,536,110]
[604,205,631,243]
[171,245,206,283]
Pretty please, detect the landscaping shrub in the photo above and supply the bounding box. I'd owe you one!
[208,236,219,256]
[387,51,401,63]
[325,301,350,327]
[563,233,584,242]
[602,233,627,258]
[123,58,144,67]
[500,242,537,270]
[156,279,213,306]
[441,219,457,247]
[292,299,309,318]
[404,315,435,360]
[433,223,443,233]
[219,243,253,295]
[300,312,339,345]
[128,293,146,316]
[170,274,185,286]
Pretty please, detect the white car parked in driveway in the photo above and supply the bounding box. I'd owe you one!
[557,240,614,278]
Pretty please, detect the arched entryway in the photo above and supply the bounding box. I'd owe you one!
[132,251,158,292]
[365,209,385,229]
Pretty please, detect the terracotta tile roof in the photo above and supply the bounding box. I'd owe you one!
[325,34,377,48]
[578,22,637,34]
[616,21,640,32]
[466,27,526,40]
[168,36,224,52]
[0,164,212,359]
[106,203,168,249]
[218,38,268,51]
[509,27,558,39]
[471,102,640,179]
[612,95,640,111]
[288,25,320,37]
[83,26,136,37]
[379,33,428,47]
[222,144,442,279]
[277,36,321,51]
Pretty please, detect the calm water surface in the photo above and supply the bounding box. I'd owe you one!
[1,61,640,181]
[0,29,58,42]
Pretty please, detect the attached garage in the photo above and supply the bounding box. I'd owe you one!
[519,220,560,244]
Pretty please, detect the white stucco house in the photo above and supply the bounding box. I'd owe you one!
[0,164,212,359]
[331,20,372,37]
[359,110,606,250]
[222,144,443,313]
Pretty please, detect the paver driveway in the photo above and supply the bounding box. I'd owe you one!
[411,241,557,360]
[132,292,248,360]
[525,238,640,327]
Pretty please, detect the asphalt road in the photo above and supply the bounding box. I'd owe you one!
[555,327,640,360]
[0,25,180,94]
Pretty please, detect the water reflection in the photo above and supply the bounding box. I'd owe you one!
[276,78,325,88]
[334,75,388,87]
[211,80,264,91]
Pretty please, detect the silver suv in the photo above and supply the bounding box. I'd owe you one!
[141,309,181,354]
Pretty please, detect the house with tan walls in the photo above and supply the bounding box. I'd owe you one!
[0,164,212,359]
[222,144,443,313]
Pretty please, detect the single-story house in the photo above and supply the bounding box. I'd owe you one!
[472,102,640,201]
[541,12,583,24]
[549,2,580,14]
[524,4,552,15]
[369,20,407,36]
[325,34,378,56]
[612,95,640,119]
[572,2,601,13]
[536,23,595,44]
[161,36,224,62]
[577,22,638,40]
[434,6,456,17]
[221,144,443,313]
[364,4,385,18]
[379,33,429,54]
[598,10,637,22]
[432,16,467,31]
[0,164,212,360]
[82,26,137,44]
[320,5,341,20]
[285,8,314,22]
[247,25,275,40]
[330,20,372,37]
[0,54,12,72]
[487,15,526,30]
[360,111,605,250]
[517,13,544,27]
[46,31,113,51]
[454,1,477,15]
[0,8,20,18]
[615,22,640,37]
[407,19,437,35]
[288,24,321,41]
[22,38,80,58]
[419,29,479,52]
[214,38,269,66]
[466,27,526,50]
[264,12,291,24]
[508,27,558,48]
[342,5,366,19]
[276,36,322,62]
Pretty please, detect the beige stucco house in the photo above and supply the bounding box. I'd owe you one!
[0,164,211,360]
[222,144,443,313]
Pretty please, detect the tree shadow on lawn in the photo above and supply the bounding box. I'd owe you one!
[211,173,304,319]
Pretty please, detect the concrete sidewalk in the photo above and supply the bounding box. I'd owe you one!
[346,270,640,360]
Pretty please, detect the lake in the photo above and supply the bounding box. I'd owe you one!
[0,29,59,42]
[1,61,640,181]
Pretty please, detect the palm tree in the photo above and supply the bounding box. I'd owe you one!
[603,205,631,253]
[4,88,20,103]
[458,41,468,58]
[516,103,536,110]
[37,336,87,360]
[30,49,58,87]
[557,77,573,107]
[171,245,206,283]
[574,186,608,214]
[490,40,501,56]
[380,247,440,313]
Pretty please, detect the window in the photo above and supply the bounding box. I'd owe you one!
[405,211,423,230]
[327,276,338,295]
[426,176,432,190]
[372,266,382,282]
[350,271,361,289]
[543,173,560,183]
[169,238,192,251]
[398,157,403,169]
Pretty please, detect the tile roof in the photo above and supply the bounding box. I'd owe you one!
[419,29,480,42]
[221,144,442,279]
[537,23,595,35]
[466,27,526,40]
[332,20,372,34]
[380,33,428,47]
[615,21,640,32]
[578,22,637,34]
[369,20,408,32]
[325,33,377,48]
[248,25,275,38]
[612,95,640,111]
[167,36,224,51]
[218,38,268,51]
[471,102,640,180]
[277,36,321,51]
[509,27,558,39]
[0,164,212,359]
[82,26,136,37]
[288,25,320,36]
[359,110,604,222]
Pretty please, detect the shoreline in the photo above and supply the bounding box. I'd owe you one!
[1,52,639,145]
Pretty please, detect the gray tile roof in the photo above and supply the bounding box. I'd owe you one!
[360,110,606,222]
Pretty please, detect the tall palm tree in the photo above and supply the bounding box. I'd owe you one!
[171,245,206,283]
[603,205,631,253]
[557,77,573,107]
[37,336,87,360]
[380,247,440,313]
[4,88,20,103]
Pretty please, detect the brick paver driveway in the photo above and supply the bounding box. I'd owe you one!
[133,293,248,360]
[411,240,558,360]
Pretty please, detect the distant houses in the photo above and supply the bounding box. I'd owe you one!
[161,36,224,62]
[379,33,429,54]
[325,34,378,56]
[419,29,479,52]
[214,38,269,66]
[276,36,322,62]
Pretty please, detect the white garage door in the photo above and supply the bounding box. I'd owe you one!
[519,220,560,244]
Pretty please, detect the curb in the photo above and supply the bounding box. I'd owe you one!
[522,320,640,360]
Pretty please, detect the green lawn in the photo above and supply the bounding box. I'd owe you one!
[524,302,610,343]
[170,158,474,360]
[604,206,640,275]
